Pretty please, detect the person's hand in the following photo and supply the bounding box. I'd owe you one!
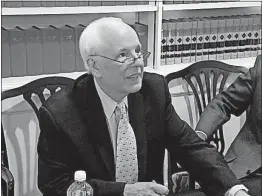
[123,182,169,196]
[234,190,251,196]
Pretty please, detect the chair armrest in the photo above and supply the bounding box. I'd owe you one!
[1,165,14,196]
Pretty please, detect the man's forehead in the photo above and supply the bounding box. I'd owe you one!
[101,42,141,57]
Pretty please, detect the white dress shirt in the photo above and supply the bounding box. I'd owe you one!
[94,78,128,161]
[94,79,248,196]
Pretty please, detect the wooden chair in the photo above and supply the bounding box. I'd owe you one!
[1,76,74,196]
[165,60,248,193]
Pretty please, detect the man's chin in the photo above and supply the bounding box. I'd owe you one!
[128,82,142,93]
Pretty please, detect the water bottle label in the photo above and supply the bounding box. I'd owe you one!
[73,190,92,196]
[74,190,85,196]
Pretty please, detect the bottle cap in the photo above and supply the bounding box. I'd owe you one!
[74,170,86,181]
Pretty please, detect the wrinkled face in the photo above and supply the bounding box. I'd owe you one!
[93,24,144,100]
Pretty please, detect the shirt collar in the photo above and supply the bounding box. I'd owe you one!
[94,78,128,120]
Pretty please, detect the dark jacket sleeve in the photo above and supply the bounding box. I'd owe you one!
[1,126,9,168]
[194,56,260,139]
[37,106,126,196]
[162,76,241,196]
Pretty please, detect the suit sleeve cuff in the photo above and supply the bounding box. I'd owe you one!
[225,184,249,196]
[195,130,208,141]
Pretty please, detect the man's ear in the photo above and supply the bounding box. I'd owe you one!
[87,58,101,78]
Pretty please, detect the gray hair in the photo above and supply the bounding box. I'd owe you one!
[79,17,125,73]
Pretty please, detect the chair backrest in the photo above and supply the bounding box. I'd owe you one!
[1,76,74,196]
[165,60,248,154]
[2,77,74,120]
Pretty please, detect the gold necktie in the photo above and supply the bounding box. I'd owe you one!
[115,102,138,183]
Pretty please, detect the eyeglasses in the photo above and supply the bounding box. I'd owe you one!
[89,50,151,64]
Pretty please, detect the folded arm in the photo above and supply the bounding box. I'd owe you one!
[162,77,241,196]
[195,66,255,140]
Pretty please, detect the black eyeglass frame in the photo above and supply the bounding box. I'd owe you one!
[89,50,151,64]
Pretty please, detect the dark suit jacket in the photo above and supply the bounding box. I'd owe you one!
[196,55,261,179]
[37,72,240,196]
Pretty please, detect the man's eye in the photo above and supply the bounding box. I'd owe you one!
[135,47,141,53]
[119,52,127,58]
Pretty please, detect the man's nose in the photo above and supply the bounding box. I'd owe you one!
[132,57,144,67]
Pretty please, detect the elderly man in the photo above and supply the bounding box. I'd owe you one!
[195,55,261,195]
[37,17,250,196]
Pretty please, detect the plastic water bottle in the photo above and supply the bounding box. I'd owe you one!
[67,170,93,196]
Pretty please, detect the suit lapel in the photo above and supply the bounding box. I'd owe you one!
[128,92,147,181]
[74,75,115,180]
